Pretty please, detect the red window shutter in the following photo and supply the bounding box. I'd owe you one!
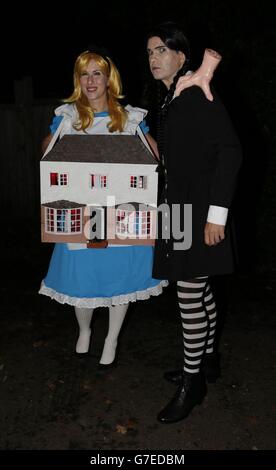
[50,173,58,185]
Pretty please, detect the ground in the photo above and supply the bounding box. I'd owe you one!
[0,221,276,454]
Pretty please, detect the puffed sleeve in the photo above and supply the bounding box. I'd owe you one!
[49,115,63,135]
[139,119,150,134]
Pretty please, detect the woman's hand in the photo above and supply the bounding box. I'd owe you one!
[174,49,222,101]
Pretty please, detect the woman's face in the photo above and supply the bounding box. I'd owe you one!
[147,36,185,88]
[80,59,109,109]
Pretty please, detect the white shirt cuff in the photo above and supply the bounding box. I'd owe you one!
[207,206,228,226]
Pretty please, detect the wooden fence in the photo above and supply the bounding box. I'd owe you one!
[0,79,59,219]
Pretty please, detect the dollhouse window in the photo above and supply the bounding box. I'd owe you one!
[50,172,68,186]
[130,176,147,189]
[140,211,152,235]
[116,210,127,234]
[91,174,107,189]
[70,209,82,233]
[59,174,68,185]
[45,207,82,234]
[116,209,151,236]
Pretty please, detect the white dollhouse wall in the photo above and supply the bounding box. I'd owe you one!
[40,161,158,207]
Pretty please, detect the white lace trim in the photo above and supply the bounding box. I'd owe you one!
[39,280,169,308]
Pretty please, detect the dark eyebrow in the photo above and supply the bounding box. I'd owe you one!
[147,45,167,53]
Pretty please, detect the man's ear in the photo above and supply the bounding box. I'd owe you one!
[178,51,186,68]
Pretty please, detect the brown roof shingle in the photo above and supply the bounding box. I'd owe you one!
[42,135,156,165]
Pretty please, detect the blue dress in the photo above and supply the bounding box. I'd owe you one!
[39,109,168,308]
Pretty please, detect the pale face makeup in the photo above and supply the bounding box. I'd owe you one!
[147,36,185,89]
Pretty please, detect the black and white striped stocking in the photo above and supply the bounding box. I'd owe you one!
[177,277,217,374]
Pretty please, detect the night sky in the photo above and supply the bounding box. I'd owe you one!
[1,0,275,107]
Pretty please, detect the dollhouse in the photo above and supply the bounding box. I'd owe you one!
[40,134,158,246]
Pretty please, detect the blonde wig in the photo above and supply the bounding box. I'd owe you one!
[65,51,127,132]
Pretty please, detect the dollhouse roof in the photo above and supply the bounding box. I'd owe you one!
[42,135,156,165]
[42,200,85,208]
[42,200,156,210]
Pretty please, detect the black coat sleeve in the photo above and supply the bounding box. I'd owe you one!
[173,87,243,208]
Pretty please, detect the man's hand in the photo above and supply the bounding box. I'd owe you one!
[204,222,225,246]
[174,48,222,101]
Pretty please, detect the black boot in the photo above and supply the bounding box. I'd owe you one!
[164,352,221,385]
[202,352,221,383]
[157,372,207,423]
[163,368,183,384]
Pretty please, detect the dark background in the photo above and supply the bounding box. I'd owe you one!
[0,0,276,452]
[1,0,275,105]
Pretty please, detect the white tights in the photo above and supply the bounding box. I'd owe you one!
[74,304,129,364]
